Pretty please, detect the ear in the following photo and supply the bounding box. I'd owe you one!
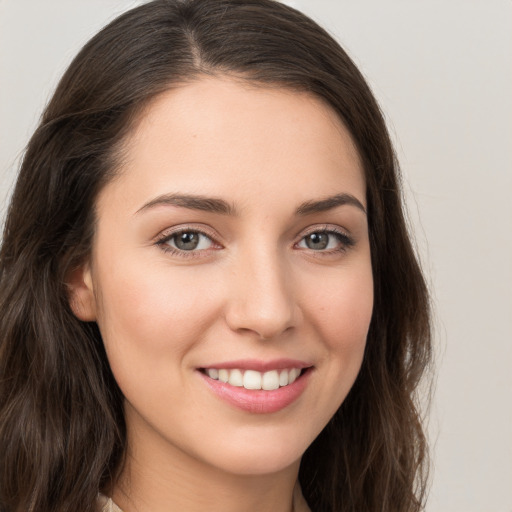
[66,262,97,321]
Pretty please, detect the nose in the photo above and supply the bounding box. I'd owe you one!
[224,246,299,340]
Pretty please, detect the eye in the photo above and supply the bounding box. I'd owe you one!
[297,229,353,252]
[160,230,214,252]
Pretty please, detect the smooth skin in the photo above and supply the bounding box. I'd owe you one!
[69,77,373,512]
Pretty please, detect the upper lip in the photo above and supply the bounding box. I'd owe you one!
[200,358,312,372]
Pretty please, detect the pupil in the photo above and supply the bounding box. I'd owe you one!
[306,232,328,250]
[175,232,199,250]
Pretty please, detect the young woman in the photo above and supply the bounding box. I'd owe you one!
[0,1,432,511]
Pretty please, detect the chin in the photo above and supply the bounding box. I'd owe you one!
[193,426,313,476]
[212,448,303,477]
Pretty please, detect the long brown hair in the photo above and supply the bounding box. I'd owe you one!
[0,1,432,511]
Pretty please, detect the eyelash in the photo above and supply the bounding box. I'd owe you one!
[296,226,355,254]
[155,225,355,259]
[155,226,220,258]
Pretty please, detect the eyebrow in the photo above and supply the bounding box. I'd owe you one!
[136,193,236,215]
[136,192,366,216]
[296,193,367,216]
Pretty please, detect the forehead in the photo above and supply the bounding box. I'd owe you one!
[100,76,365,214]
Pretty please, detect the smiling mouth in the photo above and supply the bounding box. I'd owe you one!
[199,367,308,390]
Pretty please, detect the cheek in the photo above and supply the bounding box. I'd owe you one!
[293,260,373,432]
[93,258,221,373]
[304,260,373,400]
[309,265,374,352]
[93,262,227,424]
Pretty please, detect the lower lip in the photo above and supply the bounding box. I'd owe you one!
[198,369,311,414]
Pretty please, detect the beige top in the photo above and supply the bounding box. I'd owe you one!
[98,483,311,511]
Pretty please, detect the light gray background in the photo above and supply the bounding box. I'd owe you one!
[1,1,511,510]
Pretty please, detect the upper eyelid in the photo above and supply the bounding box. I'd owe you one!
[295,224,352,240]
[155,224,220,244]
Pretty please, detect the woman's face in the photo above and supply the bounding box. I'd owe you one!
[72,76,373,476]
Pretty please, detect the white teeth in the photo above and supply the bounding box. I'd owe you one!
[207,368,219,379]
[204,367,303,390]
[288,368,300,384]
[243,370,262,390]
[262,370,279,390]
[228,369,243,387]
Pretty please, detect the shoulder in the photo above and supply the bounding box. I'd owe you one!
[97,494,124,512]
[97,488,310,512]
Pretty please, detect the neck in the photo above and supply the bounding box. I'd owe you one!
[111,414,300,512]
